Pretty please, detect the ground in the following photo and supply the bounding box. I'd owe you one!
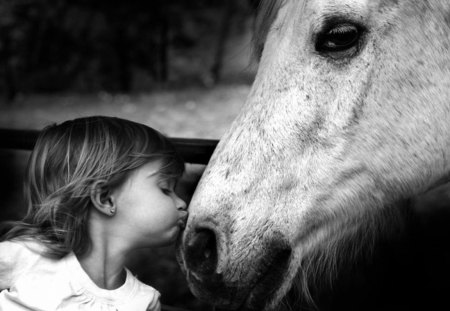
[0,83,251,311]
[0,84,249,137]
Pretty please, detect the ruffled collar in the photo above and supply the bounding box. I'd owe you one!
[63,252,138,305]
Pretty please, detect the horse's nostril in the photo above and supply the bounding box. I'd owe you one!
[185,228,218,276]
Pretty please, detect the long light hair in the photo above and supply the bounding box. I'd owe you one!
[1,116,184,258]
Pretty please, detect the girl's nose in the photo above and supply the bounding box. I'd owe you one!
[177,196,187,211]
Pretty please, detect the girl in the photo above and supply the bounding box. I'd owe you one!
[0,116,188,311]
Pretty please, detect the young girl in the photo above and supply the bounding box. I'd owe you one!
[0,116,188,311]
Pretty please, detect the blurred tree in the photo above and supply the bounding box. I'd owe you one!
[0,0,23,102]
[0,0,256,100]
[210,0,235,84]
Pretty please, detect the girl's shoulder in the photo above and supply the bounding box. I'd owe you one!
[126,269,160,297]
[0,238,48,274]
[0,238,48,257]
[123,269,161,310]
[0,238,47,290]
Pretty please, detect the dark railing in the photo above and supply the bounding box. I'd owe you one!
[0,128,218,164]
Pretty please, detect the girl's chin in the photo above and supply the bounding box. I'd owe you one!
[146,227,181,248]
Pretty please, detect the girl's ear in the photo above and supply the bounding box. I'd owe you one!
[90,180,116,217]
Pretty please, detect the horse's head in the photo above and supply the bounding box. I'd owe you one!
[177,1,450,310]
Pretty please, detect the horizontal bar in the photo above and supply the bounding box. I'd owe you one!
[162,304,194,311]
[0,128,218,165]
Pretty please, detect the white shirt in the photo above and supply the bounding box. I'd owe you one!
[0,240,161,311]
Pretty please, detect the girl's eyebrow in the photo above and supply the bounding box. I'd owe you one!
[146,171,160,178]
[158,177,176,187]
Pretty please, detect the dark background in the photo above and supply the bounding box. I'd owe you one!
[0,0,260,100]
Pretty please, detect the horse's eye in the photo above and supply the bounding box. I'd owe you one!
[316,23,363,57]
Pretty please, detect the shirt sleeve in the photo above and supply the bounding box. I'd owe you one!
[0,241,19,289]
[146,299,161,311]
[0,240,37,290]
[146,289,161,311]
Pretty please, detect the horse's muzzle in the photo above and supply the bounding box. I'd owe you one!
[178,224,292,310]
[184,228,218,276]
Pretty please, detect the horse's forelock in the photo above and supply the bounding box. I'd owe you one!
[253,0,286,59]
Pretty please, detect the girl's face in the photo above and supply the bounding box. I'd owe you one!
[110,160,187,248]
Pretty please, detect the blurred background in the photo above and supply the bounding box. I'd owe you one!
[0,0,261,310]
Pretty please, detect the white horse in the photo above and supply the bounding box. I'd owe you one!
[177,0,450,310]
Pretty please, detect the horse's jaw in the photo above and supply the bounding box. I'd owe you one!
[177,148,420,310]
[177,202,295,310]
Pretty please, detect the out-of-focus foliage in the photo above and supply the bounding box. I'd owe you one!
[0,0,255,99]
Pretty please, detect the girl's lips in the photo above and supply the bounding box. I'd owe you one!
[178,213,188,229]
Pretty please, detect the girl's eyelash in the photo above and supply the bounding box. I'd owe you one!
[159,179,176,194]
[161,188,172,194]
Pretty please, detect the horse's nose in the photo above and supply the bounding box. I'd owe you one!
[185,228,218,276]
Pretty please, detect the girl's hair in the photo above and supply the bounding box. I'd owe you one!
[1,116,184,258]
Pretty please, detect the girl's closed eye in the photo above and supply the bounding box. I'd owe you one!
[159,181,175,195]
[161,187,172,195]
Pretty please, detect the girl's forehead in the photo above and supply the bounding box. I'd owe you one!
[138,160,180,181]
[118,161,162,189]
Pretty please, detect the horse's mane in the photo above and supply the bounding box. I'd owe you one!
[253,0,285,59]
[276,201,410,310]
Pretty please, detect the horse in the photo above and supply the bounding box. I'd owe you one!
[176,1,450,310]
